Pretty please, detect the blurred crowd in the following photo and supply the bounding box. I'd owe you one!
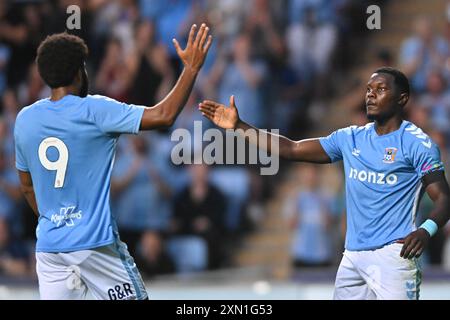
[0,0,449,282]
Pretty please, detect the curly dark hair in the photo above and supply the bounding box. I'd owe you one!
[36,33,89,88]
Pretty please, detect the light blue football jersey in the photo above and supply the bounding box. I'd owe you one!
[320,120,445,251]
[14,94,145,252]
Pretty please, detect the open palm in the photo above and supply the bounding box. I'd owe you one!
[172,23,212,73]
[199,96,239,129]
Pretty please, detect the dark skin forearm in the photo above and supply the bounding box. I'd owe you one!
[23,189,38,217]
[423,172,450,228]
[235,120,331,163]
[140,68,197,129]
[199,98,331,163]
[18,171,39,217]
[400,171,450,259]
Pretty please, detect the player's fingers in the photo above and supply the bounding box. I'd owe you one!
[230,95,236,108]
[202,100,220,108]
[400,238,412,257]
[411,242,424,258]
[200,104,219,112]
[408,243,421,259]
[194,23,206,47]
[187,24,197,46]
[199,25,209,48]
[415,246,425,258]
[198,103,214,110]
[402,238,418,258]
[400,241,407,257]
[201,111,214,121]
[202,110,215,119]
[172,39,182,55]
[203,35,213,53]
[199,104,216,115]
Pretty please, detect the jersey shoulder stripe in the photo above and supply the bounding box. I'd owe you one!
[404,122,432,149]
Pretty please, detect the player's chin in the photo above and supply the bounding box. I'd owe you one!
[366,111,378,121]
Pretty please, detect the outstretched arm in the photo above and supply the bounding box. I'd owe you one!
[140,23,213,130]
[17,170,39,217]
[199,96,331,163]
[400,171,450,259]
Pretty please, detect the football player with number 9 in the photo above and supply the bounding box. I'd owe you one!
[14,24,212,300]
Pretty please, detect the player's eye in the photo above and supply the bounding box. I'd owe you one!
[377,88,386,93]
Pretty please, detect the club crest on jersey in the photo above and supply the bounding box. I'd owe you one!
[383,147,397,164]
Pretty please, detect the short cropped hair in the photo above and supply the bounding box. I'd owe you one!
[36,33,88,88]
[373,67,410,96]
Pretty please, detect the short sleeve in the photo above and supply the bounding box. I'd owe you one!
[89,95,145,135]
[411,139,445,179]
[14,120,29,172]
[319,128,347,163]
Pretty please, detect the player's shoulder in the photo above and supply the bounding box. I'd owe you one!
[86,94,120,104]
[83,95,123,111]
[402,120,437,151]
[337,122,373,135]
[16,98,49,122]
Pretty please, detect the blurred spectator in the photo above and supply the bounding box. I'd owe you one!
[153,0,195,73]
[170,164,227,270]
[269,53,308,136]
[243,0,285,65]
[0,41,10,97]
[94,38,133,101]
[111,135,172,257]
[0,1,36,88]
[135,230,175,279]
[400,16,450,93]
[128,20,174,106]
[288,165,336,267]
[207,0,246,43]
[419,71,450,138]
[0,217,29,277]
[0,106,15,160]
[0,149,21,223]
[166,235,208,274]
[286,0,339,79]
[210,34,268,128]
[1,88,19,131]
[19,63,48,106]
[209,167,250,234]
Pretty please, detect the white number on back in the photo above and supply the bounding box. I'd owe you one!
[38,137,69,188]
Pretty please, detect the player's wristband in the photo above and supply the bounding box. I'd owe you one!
[419,219,438,237]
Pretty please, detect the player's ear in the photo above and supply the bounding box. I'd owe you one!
[398,93,409,107]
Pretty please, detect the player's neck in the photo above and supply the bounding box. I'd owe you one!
[50,86,79,102]
[374,117,403,136]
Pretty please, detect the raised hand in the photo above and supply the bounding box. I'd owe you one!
[199,95,240,129]
[172,23,213,74]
